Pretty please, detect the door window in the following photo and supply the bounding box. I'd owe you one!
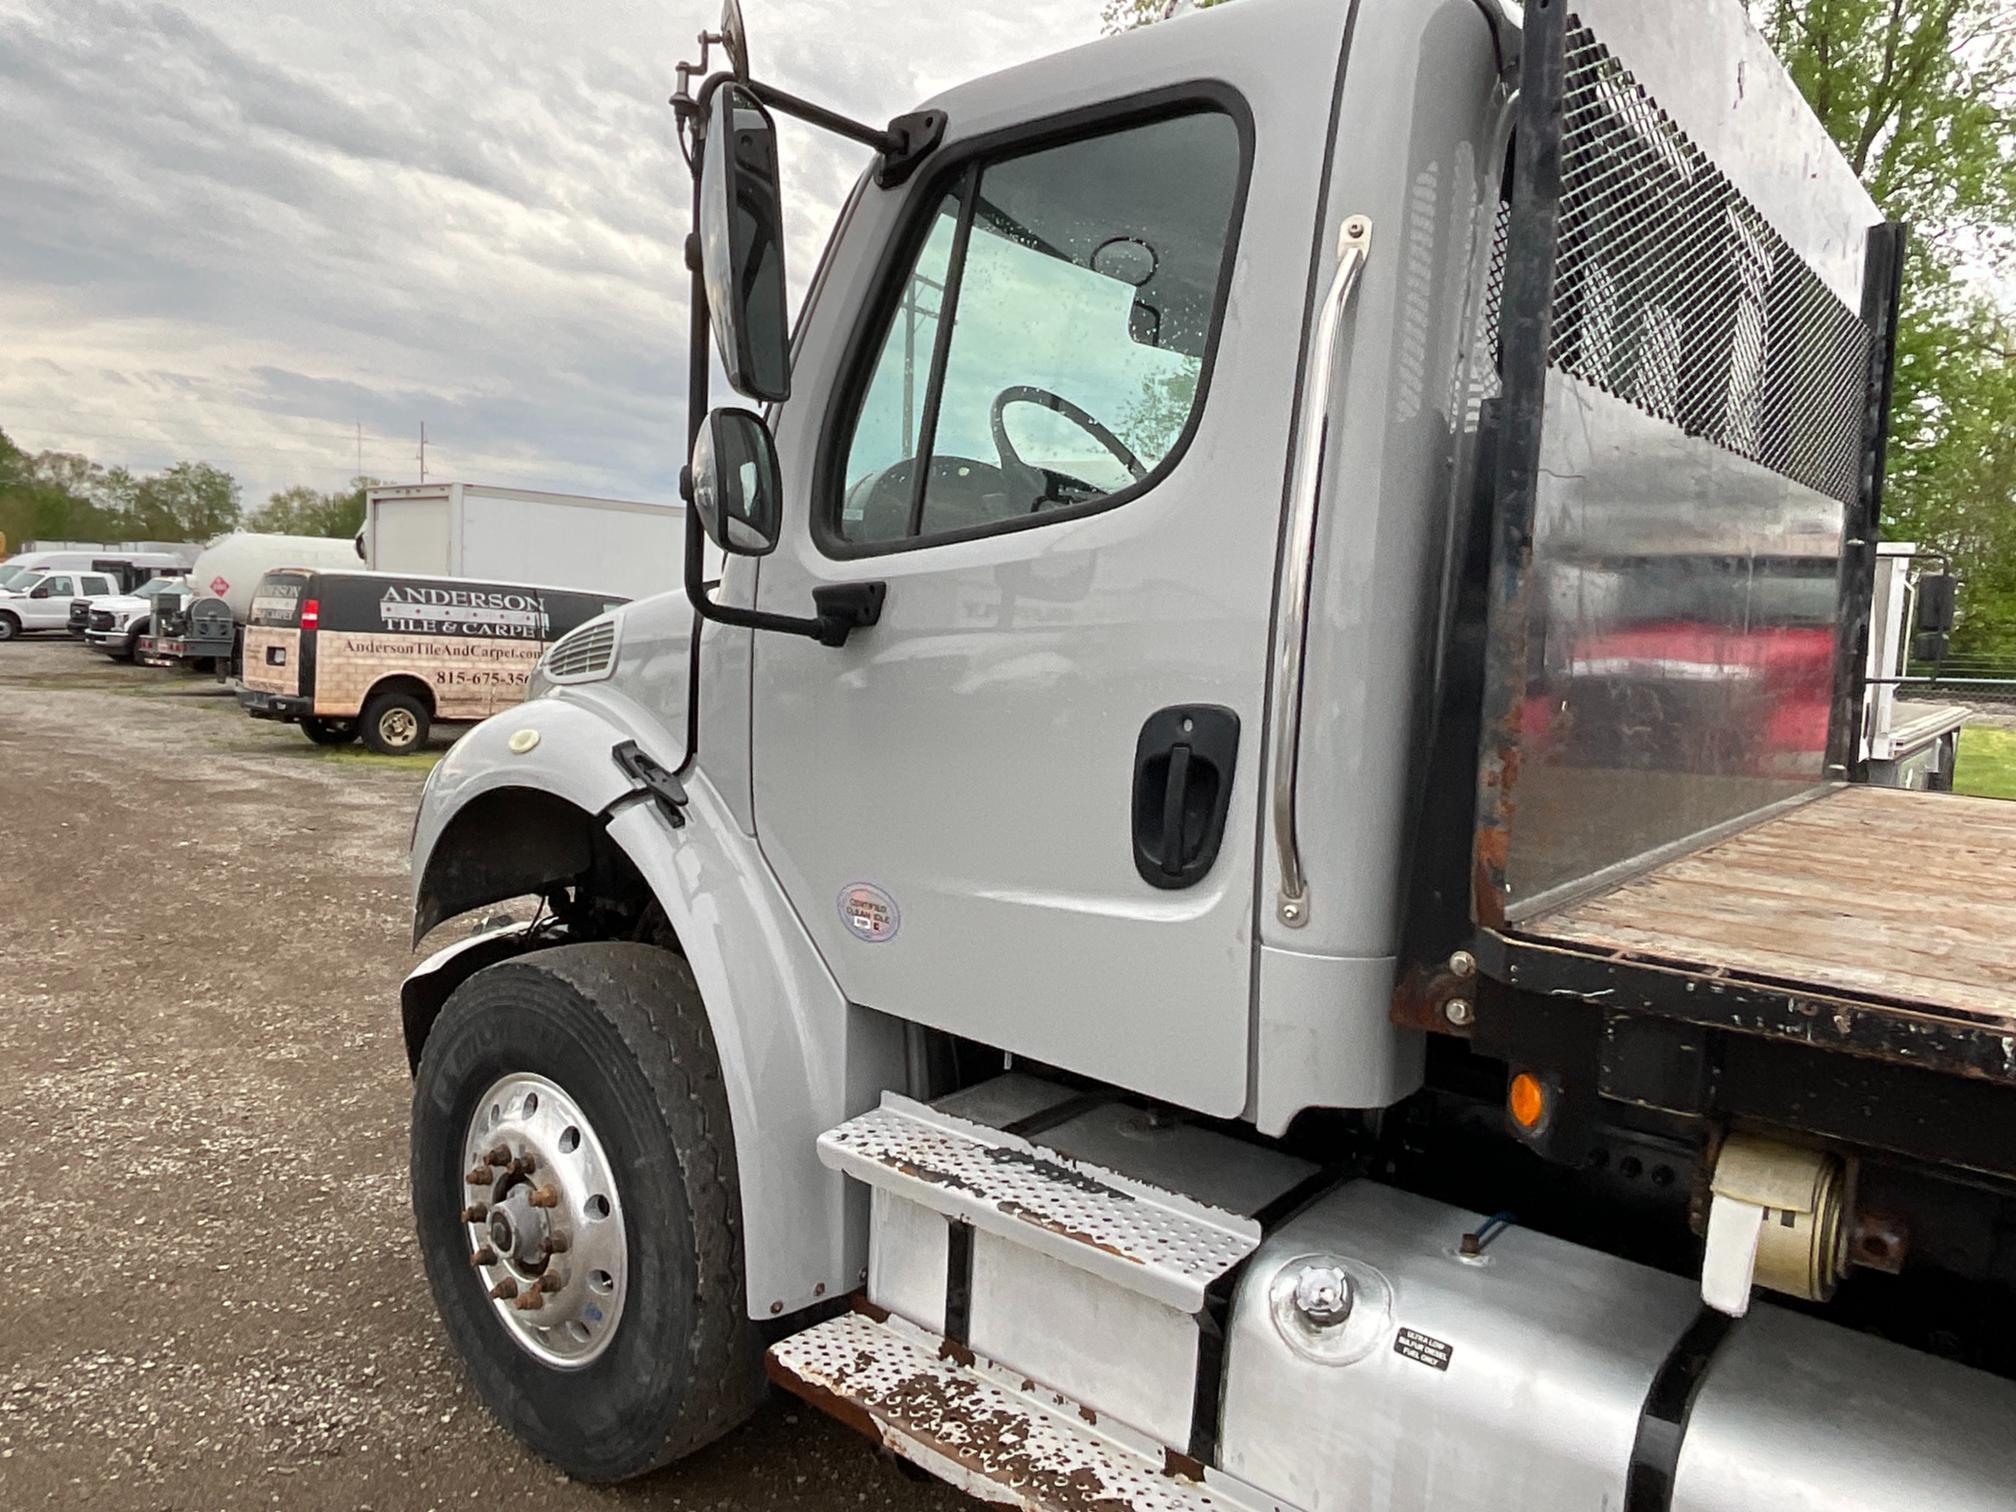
[832,105,1246,549]
[38,576,73,597]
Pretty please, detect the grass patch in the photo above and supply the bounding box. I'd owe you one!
[1953,726,2016,800]
[305,744,444,772]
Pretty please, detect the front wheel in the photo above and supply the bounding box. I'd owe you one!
[410,943,762,1481]
[300,717,357,746]
[361,688,430,754]
[0,612,19,642]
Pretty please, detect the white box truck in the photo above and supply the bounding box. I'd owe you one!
[363,483,686,603]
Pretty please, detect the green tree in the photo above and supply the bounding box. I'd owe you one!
[1100,0,1229,32]
[1753,0,2016,658]
[247,476,378,538]
[129,461,242,541]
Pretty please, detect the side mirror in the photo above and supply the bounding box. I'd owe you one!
[688,407,783,556]
[1915,572,1958,635]
[29,583,49,600]
[699,82,791,402]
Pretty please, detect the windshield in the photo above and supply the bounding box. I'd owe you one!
[132,577,185,598]
[0,566,31,589]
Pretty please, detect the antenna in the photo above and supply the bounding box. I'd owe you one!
[416,421,428,483]
[356,421,364,479]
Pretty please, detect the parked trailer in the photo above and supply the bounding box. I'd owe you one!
[139,532,363,671]
[1862,542,1970,789]
[364,482,687,603]
[397,2,2016,1508]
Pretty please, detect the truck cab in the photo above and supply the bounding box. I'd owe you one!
[395,2,2016,1506]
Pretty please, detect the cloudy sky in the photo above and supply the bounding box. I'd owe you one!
[0,0,1106,510]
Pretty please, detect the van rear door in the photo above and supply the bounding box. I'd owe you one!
[243,572,312,700]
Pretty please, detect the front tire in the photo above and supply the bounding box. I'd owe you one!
[362,688,430,754]
[410,943,762,1482]
[0,612,19,642]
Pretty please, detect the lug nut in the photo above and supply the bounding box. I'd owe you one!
[518,1152,537,1175]
[464,1166,492,1187]
[488,1278,519,1300]
[460,1203,488,1223]
[527,1185,561,1209]
[469,1245,496,1267]
[485,1145,512,1167]
[513,1289,545,1312]
[536,1271,566,1294]
[544,1231,570,1255]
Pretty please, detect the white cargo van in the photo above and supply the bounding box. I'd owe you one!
[0,548,189,593]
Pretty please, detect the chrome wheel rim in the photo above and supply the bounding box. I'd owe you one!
[461,1073,628,1368]
[380,707,418,746]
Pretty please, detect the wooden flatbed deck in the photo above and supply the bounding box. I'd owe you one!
[1505,785,2016,1083]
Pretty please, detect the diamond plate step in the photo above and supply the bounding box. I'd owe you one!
[817,1094,1261,1313]
[768,1311,1270,1512]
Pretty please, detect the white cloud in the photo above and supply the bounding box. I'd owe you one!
[0,0,1103,510]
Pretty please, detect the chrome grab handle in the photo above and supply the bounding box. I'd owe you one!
[1273,215,1373,928]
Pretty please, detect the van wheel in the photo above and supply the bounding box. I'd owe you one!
[362,689,430,754]
[410,943,762,1482]
[0,612,19,642]
[300,718,357,746]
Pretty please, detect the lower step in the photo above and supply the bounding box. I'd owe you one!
[767,1310,1274,1512]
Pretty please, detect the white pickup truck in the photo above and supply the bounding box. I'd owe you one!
[0,569,122,641]
[80,576,190,661]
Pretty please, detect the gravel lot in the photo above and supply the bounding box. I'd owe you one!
[0,639,971,1511]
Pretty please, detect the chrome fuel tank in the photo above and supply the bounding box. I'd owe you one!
[1220,1182,1699,1509]
[1672,1307,2016,1511]
[1220,1182,2016,1511]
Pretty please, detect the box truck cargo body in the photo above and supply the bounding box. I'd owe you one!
[364,484,686,604]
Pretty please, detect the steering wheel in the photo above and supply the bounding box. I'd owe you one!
[989,386,1146,501]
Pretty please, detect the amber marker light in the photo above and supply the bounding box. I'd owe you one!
[1508,1071,1547,1131]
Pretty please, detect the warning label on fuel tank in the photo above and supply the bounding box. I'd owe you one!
[1394,1327,1453,1371]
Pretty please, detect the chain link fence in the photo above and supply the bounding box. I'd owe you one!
[1899,660,2016,711]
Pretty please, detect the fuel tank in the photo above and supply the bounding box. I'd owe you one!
[1219,1182,2016,1510]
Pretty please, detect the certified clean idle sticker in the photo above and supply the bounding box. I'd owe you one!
[838,883,900,943]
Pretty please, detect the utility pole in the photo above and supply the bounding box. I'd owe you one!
[417,421,428,483]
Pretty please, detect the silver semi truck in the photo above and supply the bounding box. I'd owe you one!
[398,2,2016,1506]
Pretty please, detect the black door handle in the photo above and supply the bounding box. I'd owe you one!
[1132,705,1240,889]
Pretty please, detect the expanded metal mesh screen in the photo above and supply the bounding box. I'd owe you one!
[1533,18,1872,504]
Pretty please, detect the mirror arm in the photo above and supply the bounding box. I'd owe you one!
[744,80,945,189]
[683,502,880,647]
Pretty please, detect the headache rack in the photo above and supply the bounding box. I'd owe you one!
[1417,1,2016,1103]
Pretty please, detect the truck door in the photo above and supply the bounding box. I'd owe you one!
[751,8,1352,1116]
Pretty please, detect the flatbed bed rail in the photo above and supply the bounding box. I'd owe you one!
[1486,785,2016,1088]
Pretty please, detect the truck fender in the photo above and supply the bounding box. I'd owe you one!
[405,695,901,1320]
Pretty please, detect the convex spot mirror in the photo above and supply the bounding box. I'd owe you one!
[689,407,783,556]
[700,82,791,403]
